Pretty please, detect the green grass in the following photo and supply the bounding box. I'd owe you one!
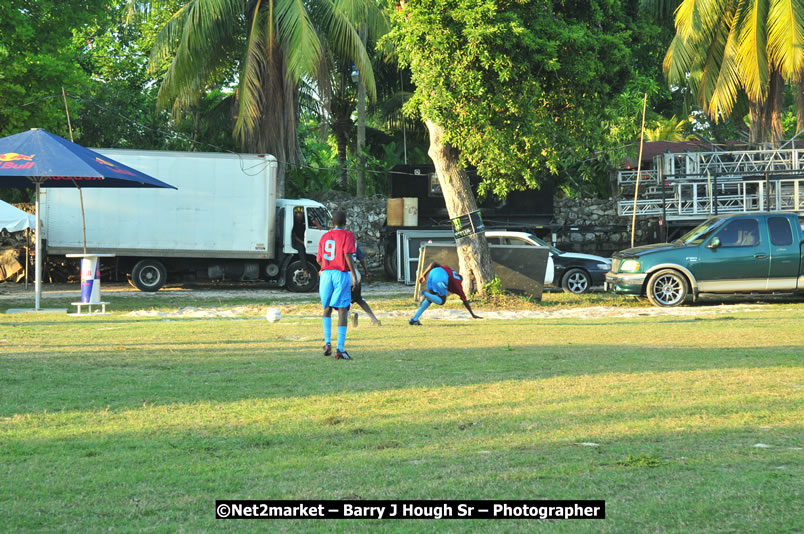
[1,293,803,533]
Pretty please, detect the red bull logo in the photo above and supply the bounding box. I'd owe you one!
[95,157,135,176]
[0,152,35,169]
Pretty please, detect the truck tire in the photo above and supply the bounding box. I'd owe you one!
[383,247,398,280]
[129,259,167,292]
[286,260,318,293]
[646,269,688,307]
[561,268,591,294]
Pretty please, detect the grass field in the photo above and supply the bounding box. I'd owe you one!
[1,291,803,532]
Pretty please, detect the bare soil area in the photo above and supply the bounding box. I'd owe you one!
[2,280,792,320]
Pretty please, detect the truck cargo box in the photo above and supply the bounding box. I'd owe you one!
[42,149,278,259]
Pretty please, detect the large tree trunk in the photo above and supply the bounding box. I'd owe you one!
[768,71,785,146]
[332,119,350,189]
[241,40,301,199]
[796,76,804,137]
[748,100,765,144]
[425,119,495,296]
[749,71,785,146]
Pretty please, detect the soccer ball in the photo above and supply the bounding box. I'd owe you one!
[265,308,281,322]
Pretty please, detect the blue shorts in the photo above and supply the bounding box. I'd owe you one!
[426,267,449,298]
[319,269,352,309]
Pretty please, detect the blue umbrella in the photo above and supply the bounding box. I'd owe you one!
[0,128,176,310]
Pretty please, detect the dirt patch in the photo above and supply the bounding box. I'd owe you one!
[1,281,790,320]
[0,280,411,301]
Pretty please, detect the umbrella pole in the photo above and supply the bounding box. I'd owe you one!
[35,181,41,311]
[25,228,29,289]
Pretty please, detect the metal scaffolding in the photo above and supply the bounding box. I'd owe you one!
[617,147,804,220]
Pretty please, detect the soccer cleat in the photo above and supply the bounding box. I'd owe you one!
[409,319,422,326]
[323,343,332,356]
[334,350,352,360]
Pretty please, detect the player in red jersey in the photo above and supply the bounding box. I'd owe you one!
[317,210,358,359]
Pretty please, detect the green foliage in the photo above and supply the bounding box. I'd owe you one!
[287,117,412,197]
[644,115,696,142]
[484,276,505,297]
[387,0,657,198]
[0,0,112,137]
[286,120,340,197]
[662,0,804,142]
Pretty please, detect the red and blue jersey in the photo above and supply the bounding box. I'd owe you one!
[317,229,356,271]
[434,263,467,301]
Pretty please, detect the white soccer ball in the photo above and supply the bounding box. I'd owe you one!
[265,308,281,322]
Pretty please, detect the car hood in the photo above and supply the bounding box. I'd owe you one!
[614,242,685,257]
[560,252,611,263]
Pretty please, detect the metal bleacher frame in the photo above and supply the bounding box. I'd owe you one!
[617,147,804,221]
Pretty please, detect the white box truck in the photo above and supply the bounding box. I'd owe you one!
[41,149,330,292]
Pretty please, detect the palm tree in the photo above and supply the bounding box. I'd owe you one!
[148,0,386,195]
[644,115,697,141]
[663,0,804,144]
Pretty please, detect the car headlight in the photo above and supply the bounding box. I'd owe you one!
[596,263,611,271]
[619,259,641,272]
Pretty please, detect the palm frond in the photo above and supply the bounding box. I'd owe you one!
[234,2,268,141]
[708,16,743,118]
[272,0,322,83]
[664,34,700,84]
[675,0,726,41]
[643,0,684,21]
[697,17,730,107]
[767,0,804,79]
[314,1,377,100]
[154,0,242,110]
[734,0,770,102]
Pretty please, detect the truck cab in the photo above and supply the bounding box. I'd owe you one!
[275,199,331,291]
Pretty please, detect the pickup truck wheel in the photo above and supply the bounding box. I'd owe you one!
[646,269,688,307]
[129,259,167,292]
[286,260,318,292]
[561,268,591,294]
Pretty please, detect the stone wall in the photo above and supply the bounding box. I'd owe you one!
[553,197,662,256]
[321,197,387,270]
[324,196,665,265]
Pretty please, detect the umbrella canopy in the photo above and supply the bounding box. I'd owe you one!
[0,129,175,188]
[0,199,34,233]
[0,128,175,310]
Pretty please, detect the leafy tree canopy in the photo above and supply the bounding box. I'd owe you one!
[0,0,110,137]
[388,0,652,197]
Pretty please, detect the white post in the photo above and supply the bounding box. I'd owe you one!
[34,181,41,311]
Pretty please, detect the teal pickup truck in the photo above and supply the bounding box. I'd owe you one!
[606,213,804,306]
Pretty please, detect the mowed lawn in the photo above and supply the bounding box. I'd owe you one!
[1,294,803,533]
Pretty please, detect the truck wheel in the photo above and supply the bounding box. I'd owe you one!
[561,268,591,294]
[129,259,167,292]
[646,269,688,307]
[383,247,398,280]
[286,260,318,292]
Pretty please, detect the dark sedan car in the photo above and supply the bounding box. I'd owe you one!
[485,231,612,293]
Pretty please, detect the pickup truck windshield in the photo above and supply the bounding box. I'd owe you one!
[677,217,728,245]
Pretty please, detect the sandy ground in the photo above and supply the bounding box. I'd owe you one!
[1,280,791,320]
[0,280,410,301]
